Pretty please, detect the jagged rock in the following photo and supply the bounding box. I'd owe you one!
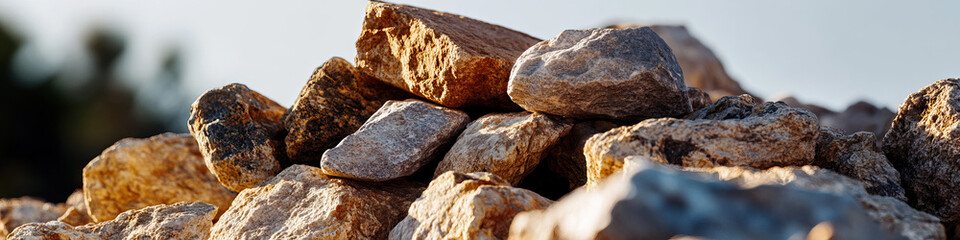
[56,190,91,226]
[508,27,691,120]
[434,112,571,185]
[687,87,712,111]
[815,127,905,200]
[390,172,552,240]
[210,165,424,240]
[82,133,236,222]
[542,120,619,191]
[322,99,469,181]
[9,202,217,240]
[188,83,287,192]
[509,160,889,240]
[821,101,896,137]
[355,1,539,111]
[0,197,65,238]
[882,79,960,230]
[584,95,819,186]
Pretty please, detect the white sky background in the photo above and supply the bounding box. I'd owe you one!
[0,0,957,111]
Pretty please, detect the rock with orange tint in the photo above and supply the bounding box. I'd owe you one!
[82,133,236,222]
[0,197,65,238]
[687,87,713,111]
[390,172,551,239]
[56,190,92,226]
[188,83,287,192]
[9,202,217,240]
[355,1,539,111]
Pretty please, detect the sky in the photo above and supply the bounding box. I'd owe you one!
[0,0,957,111]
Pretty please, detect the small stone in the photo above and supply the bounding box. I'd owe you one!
[210,165,425,240]
[541,120,619,191]
[687,87,713,111]
[56,190,91,226]
[9,202,217,240]
[434,112,571,185]
[0,197,65,238]
[508,160,889,240]
[390,172,552,240]
[584,95,819,186]
[322,99,470,181]
[508,27,691,120]
[882,79,960,230]
[283,57,410,164]
[82,133,236,222]
[355,1,539,110]
[815,127,905,201]
[188,83,287,192]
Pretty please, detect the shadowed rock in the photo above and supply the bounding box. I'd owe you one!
[56,190,91,226]
[541,120,619,191]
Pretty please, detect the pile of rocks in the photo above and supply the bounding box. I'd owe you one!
[2,1,957,240]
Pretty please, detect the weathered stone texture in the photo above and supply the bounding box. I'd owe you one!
[9,202,217,240]
[0,197,65,238]
[815,127,905,200]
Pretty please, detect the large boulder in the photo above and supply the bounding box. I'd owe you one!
[321,99,469,181]
[434,112,571,185]
[390,172,551,240]
[9,202,217,240]
[82,133,236,222]
[355,1,539,111]
[815,127,905,200]
[508,27,691,121]
[882,79,960,230]
[210,165,425,239]
[509,160,890,240]
[0,197,65,238]
[188,83,287,192]
[584,95,819,186]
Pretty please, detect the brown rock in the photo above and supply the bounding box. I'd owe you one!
[687,87,713,111]
[9,202,217,240]
[210,165,425,239]
[355,1,539,110]
[57,190,91,226]
[188,83,287,192]
[0,197,65,238]
[542,120,619,191]
[390,172,552,240]
[815,127,905,201]
[882,79,960,230]
[584,95,819,186]
[821,101,896,137]
[435,112,571,185]
[82,133,236,222]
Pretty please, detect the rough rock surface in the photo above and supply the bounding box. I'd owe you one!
[282,57,412,164]
[57,190,92,226]
[882,79,960,228]
[687,87,713,111]
[0,197,65,238]
[434,112,571,185]
[509,160,889,240]
[542,121,619,191]
[355,1,539,110]
[322,99,469,181]
[822,101,896,138]
[508,27,691,120]
[82,133,236,223]
[815,127,905,200]
[210,165,425,240]
[390,172,552,240]
[584,95,819,186]
[9,202,217,240]
[188,83,287,192]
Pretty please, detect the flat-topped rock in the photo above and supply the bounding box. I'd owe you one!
[9,202,217,240]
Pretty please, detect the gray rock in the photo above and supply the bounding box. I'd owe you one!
[815,127,905,201]
[507,27,691,121]
[322,99,470,181]
[8,202,217,240]
[188,83,287,192]
[434,112,571,185]
[509,160,891,240]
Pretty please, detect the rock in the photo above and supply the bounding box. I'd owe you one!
[882,79,960,229]
[434,112,571,185]
[283,57,413,164]
[508,27,691,120]
[769,94,836,118]
[390,171,552,240]
[821,101,896,137]
[355,1,539,111]
[322,99,469,181]
[210,165,424,240]
[82,133,236,222]
[56,190,91,226]
[508,160,890,240]
[686,87,712,111]
[584,95,819,186]
[608,24,750,101]
[815,127,905,200]
[542,120,619,191]
[9,202,217,240]
[0,197,65,238]
[188,83,287,192]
